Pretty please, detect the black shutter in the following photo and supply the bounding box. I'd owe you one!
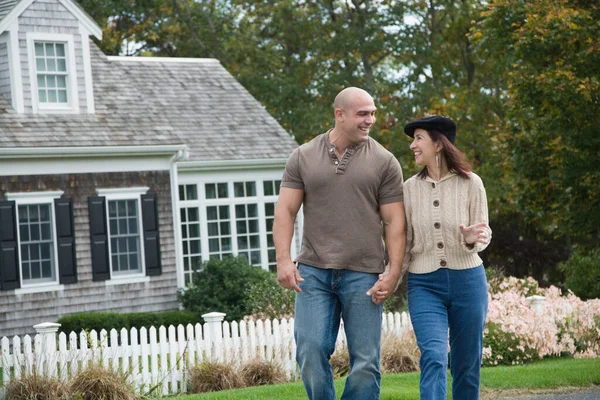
[141,192,161,276]
[55,198,77,284]
[88,196,110,281]
[0,200,20,290]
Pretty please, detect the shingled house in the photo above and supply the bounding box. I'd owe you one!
[0,0,299,337]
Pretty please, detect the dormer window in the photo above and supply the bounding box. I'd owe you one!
[26,33,79,113]
[35,42,68,104]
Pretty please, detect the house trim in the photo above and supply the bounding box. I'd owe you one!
[0,0,102,40]
[6,21,24,113]
[107,56,220,64]
[0,145,189,159]
[178,158,289,173]
[26,32,80,114]
[79,23,95,114]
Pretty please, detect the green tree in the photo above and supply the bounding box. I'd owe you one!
[475,0,600,249]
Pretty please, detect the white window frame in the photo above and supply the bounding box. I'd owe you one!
[97,187,149,285]
[178,171,303,285]
[6,190,64,295]
[26,32,79,114]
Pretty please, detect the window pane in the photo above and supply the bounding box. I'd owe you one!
[205,183,216,199]
[235,204,245,218]
[217,183,228,198]
[266,218,274,232]
[250,251,261,265]
[109,201,116,217]
[38,90,47,103]
[40,222,51,240]
[264,181,273,196]
[220,221,230,235]
[207,222,218,236]
[129,217,138,234]
[237,220,247,234]
[219,205,229,219]
[191,256,202,269]
[221,237,231,251]
[31,261,41,279]
[129,254,139,270]
[57,59,67,72]
[209,238,219,252]
[265,203,275,216]
[234,182,244,197]
[179,185,185,201]
[47,58,56,72]
[20,224,29,241]
[118,218,127,234]
[207,206,217,221]
[57,75,67,88]
[188,208,199,222]
[245,182,256,196]
[275,180,281,194]
[57,90,67,103]
[47,75,56,88]
[248,219,258,233]
[186,185,198,200]
[238,236,248,250]
[248,204,258,218]
[45,43,55,56]
[250,235,260,248]
[267,233,274,247]
[56,43,65,57]
[35,42,44,56]
[30,225,40,241]
[36,58,46,72]
[190,240,200,254]
[48,90,57,103]
[189,224,200,238]
[31,244,40,260]
[42,260,52,278]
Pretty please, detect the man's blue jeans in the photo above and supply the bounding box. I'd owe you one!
[408,265,488,400]
[294,263,383,400]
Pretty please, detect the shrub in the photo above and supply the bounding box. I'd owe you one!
[239,359,287,387]
[559,248,600,300]
[69,365,137,400]
[57,310,199,335]
[179,256,272,322]
[244,275,295,320]
[380,331,420,373]
[188,361,244,393]
[329,345,350,378]
[5,372,70,400]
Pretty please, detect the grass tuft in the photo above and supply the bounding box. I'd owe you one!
[239,359,287,387]
[380,332,420,374]
[69,364,137,400]
[189,360,245,393]
[329,345,350,378]
[5,372,70,400]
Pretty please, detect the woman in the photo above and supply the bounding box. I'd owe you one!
[379,115,491,399]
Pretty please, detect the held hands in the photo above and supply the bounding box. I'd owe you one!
[276,259,304,292]
[459,222,490,245]
[367,270,400,305]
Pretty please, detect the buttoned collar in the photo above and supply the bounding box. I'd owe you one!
[424,171,458,184]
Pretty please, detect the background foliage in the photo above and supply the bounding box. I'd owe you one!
[77,0,600,296]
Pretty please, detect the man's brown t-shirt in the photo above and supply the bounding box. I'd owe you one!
[281,131,404,274]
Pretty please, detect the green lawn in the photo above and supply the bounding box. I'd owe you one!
[168,358,600,400]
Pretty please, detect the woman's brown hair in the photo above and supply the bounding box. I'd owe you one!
[417,129,472,180]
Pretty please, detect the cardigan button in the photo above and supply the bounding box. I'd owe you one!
[434,222,441,229]
[432,183,436,188]
[440,260,447,267]
[433,200,439,207]
[437,242,444,249]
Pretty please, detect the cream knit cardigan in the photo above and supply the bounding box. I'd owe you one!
[402,171,492,275]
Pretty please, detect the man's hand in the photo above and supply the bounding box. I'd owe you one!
[459,223,489,245]
[277,259,304,292]
[367,271,400,305]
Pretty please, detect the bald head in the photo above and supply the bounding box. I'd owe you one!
[333,87,373,111]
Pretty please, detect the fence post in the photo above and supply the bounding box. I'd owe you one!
[202,312,226,361]
[526,295,546,314]
[33,322,61,376]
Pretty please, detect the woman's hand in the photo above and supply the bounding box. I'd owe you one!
[459,223,489,245]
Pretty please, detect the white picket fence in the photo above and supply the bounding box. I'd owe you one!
[0,311,412,398]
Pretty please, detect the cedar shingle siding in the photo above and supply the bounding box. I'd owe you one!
[0,171,177,337]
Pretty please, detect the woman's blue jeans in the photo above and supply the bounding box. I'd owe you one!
[294,263,383,400]
[408,265,488,400]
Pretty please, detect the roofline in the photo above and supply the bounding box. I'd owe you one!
[178,158,289,172]
[0,0,102,39]
[0,145,189,159]
[107,56,220,64]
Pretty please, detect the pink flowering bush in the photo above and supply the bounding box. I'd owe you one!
[483,275,600,366]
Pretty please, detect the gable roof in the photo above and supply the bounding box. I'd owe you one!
[0,41,298,162]
[0,0,101,38]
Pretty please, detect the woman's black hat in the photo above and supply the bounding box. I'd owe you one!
[404,115,457,144]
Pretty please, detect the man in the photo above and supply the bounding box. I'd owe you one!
[273,87,406,400]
